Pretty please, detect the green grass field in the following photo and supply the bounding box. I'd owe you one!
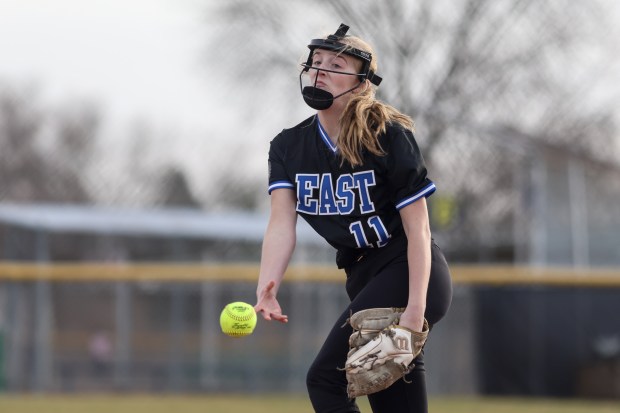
[0,394,618,413]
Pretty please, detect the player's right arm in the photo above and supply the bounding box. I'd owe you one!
[255,188,297,323]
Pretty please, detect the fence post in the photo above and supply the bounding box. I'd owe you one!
[33,280,53,391]
[114,282,132,390]
[201,282,220,391]
[0,329,4,392]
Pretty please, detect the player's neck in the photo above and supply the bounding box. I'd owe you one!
[317,110,341,144]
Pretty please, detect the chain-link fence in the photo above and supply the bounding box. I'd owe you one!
[1,0,620,400]
[1,0,619,263]
[1,265,619,397]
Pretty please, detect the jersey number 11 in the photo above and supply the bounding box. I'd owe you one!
[349,215,390,248]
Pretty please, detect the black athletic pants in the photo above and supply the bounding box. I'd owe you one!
[306,240,453,413]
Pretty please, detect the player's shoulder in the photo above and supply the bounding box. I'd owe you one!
[381,121,417,146]
[271,115,316,145]
[281,115,316,137]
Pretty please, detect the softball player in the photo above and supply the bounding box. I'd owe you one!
[254,24,453,413]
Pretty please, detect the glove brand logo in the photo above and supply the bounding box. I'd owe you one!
[394,336,409,351]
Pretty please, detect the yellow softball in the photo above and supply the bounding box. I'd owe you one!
[219,301,257,337]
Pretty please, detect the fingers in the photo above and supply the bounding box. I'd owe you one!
[272,313,289,323]
[254,306,271,321]
[256,308,289,323]
[254,305,288,323]
[255,280,288,323]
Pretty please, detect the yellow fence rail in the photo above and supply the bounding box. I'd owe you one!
[0,262,619,286]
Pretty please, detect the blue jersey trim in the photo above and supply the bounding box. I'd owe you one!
[395,182,436,210]
[268,181,295,194]
[317,118,338,153]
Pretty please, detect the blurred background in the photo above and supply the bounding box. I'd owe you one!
[0,0,619,402]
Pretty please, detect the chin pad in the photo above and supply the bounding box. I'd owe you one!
[302,86,334,110]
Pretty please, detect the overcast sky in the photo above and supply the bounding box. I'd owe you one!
[0,0,250,203]
[2,0,618,136]
[0,0,217,131]
[1,0,619,207]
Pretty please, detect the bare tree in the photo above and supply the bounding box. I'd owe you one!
[54,101,99,173]
[158,167,202,208]
[206,0,617,159]
[0,84,207,209]
[0,83,92,203]
[204,0,619,260]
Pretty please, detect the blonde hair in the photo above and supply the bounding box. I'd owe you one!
[336,36,414,167]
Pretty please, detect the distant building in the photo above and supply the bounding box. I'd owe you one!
[0,203,333,263]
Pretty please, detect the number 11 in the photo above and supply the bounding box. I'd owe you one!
[349,216,390,248]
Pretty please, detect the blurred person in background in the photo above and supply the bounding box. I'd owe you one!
[88,330,112,379]
[254,23,452,413]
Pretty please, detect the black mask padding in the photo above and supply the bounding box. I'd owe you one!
[302,86,334,110]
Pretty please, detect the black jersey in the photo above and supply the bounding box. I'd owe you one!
[268,115,435,258]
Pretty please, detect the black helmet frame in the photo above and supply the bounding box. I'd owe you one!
[301,23,382,86]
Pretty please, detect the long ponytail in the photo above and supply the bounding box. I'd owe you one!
[337,37,414,167]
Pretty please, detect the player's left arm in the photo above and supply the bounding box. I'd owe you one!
[398,197,432,333]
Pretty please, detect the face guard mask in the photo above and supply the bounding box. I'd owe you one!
[299,23,383,110]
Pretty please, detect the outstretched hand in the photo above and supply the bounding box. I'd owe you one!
[255,280,289,323]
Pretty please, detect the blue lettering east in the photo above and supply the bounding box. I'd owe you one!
[319,174,338,215]
[296,174,319,214]
[353,171,376,213]
[335,175,354,214]
[295,171,376,215]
